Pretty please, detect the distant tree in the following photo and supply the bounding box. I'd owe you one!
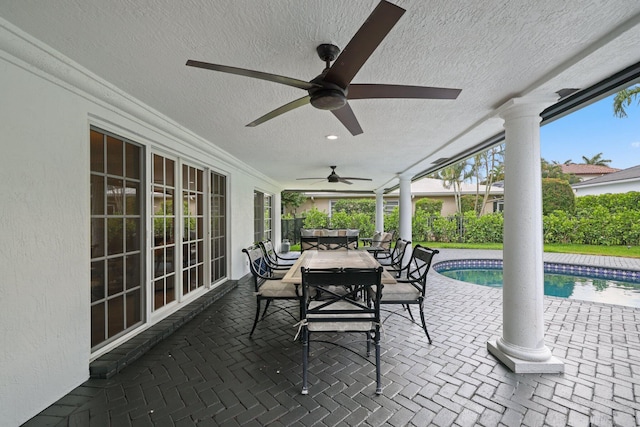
[581,152,611,166]
[613,85,640,118]
[434,161,471,215]
[476,144,504,214]
[281,191,306,216]
[541,159,580,184]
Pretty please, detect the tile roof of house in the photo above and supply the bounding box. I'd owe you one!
[572,164,640,187]
[560,163,621,175]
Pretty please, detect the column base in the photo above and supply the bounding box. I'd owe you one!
[487,340,564,374]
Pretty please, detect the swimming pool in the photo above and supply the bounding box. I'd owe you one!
[433,260,640,308]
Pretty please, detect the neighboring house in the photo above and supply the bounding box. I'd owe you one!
[572,165,640,196]
[295,178,504,216]
[560,163,621,181]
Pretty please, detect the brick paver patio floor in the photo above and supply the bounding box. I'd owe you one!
[24,250,640,426]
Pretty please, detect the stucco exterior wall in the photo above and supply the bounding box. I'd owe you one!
[0,26,279,425]
[573,180,640,196]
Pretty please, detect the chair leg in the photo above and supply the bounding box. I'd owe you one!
[366,331,371,357]
[405,304,416,322]
[250,298,261,337]
[261,299,272,319]
[301,328,309,395]
[418,301,432,344]
[375,328,382,395]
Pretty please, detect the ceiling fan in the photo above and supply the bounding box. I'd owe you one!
[297,166,372,185]
[186,0,461,136]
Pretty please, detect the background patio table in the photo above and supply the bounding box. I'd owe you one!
[281,250,397,285]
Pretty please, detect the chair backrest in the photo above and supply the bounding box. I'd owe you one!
[317,236,350,250]
[371,230,395,249]
[388,239,411,269]
[242,246,276,291]
[301,267,383,325]
[400,245,439,296]
[258,240,278,264]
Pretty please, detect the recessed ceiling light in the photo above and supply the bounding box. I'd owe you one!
[326,135,338,140]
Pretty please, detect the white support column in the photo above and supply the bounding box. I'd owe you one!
[398,174,412,242]
[487,96,564,373]
[375,190,384,232]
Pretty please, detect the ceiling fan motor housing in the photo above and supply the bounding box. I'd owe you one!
[308,79,347,110]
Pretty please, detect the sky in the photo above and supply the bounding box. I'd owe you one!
[540,91,640,170]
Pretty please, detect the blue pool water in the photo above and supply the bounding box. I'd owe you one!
[434,260,640,308]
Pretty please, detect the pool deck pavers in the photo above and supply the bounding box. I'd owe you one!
[23,250,640,426]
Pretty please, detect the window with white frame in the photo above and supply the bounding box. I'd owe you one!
[384,200,399,214]
[254,191,272,242]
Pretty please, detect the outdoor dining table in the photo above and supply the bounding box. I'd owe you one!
[281,249,397,285]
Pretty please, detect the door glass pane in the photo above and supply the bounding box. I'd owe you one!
[125,181,139,215]
[91,218,105,258]
[126,143,140,179]
[107,257,123,296]
[106,136,123,176]
[90,131,104,173]
[126,218,140,252]
[91,175,104,215]
[153,154,164,184]
[91,304,105,348]
[91,260,105,302]
[107,296,124,338]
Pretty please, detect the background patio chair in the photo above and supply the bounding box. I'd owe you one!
[242,246,303,337]
[366,230,395,258]
[259,240,298,268]
[377,239,411,276]
[377,245,439,343]
[299,267,384,395]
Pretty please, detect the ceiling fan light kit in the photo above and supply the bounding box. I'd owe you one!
[186,0,461,135]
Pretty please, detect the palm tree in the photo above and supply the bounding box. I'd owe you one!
[437,161,470,215]
[613,85,640,118]
[581,152,611,166]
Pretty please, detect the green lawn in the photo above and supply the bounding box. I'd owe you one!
[287,242,640,258]
[414,242,640,258]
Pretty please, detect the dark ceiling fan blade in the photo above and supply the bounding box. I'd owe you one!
[338,178,354,185]
[296,177,326,180]
[348,84,461,100]
[186,60,320,91]
[246,96,311,127]
[340,177,373,181]
[331,103,363,136]
[323,1,405,89]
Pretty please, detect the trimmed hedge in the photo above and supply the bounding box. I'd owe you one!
[542,178,575,215]
[298,192,640,246]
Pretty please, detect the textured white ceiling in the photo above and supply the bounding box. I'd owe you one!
[2,0,639,191]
